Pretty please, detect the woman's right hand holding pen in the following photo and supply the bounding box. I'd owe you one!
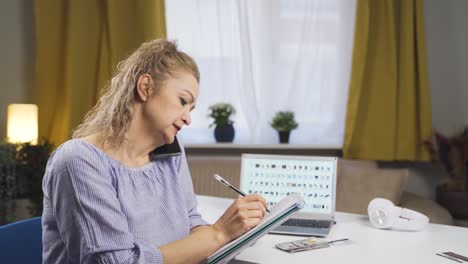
[212,194,269,244]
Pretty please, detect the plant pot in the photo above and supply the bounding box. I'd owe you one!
[436,184,468,219]
[278,131,290,143]
[214,124,235,142]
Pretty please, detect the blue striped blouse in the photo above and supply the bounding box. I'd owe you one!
[42,139,208,263]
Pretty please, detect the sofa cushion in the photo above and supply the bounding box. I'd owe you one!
[336,159,408,215]
[188,157,242,199]
[399,191,454,225]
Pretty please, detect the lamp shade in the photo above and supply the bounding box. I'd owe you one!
[7,104,38,144]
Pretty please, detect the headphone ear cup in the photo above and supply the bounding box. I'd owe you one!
[368,198,397,229]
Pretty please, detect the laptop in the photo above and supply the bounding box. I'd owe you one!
[240,154,338,237]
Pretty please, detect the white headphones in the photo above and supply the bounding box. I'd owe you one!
[367,198,429,231]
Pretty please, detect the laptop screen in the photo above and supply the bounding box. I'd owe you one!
[240,154,337,215]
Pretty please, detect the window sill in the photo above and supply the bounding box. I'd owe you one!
[184,143,342,157]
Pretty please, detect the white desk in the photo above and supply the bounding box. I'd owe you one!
[196,195,468,264]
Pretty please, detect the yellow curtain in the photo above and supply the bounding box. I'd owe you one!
[343,0,431,161]
[34,0,166,146]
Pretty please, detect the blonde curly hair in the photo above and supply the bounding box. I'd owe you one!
[72,39,199,145]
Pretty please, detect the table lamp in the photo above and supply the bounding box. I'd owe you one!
[7,104,38,144]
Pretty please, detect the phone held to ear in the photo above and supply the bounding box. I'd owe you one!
[150,136,182,159]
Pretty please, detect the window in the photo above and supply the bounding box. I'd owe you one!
[166,0,356,146]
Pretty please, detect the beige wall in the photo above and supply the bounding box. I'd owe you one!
[425,0,468,135]
[0,0,35,141]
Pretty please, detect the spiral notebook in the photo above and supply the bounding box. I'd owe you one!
[204,193,305,264]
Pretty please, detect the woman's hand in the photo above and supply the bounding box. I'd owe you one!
[212,194,268,244]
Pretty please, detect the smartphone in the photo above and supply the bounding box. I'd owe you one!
[150,136,182,159]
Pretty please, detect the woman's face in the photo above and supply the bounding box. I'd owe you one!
[141,71,199,145]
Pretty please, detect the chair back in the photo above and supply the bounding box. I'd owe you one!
[0,217,42,263]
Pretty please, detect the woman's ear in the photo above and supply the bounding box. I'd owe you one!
[136,74,153,102]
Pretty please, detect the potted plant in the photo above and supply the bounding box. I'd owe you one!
[0,143,17,225]
[270,111,298,143]
[208,103,236,142]
[16,139,54,216]
[424,127,468,219]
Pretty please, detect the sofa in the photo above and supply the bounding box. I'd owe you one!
[187,157,454,225]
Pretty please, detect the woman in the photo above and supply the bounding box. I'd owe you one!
[42,39,268,264]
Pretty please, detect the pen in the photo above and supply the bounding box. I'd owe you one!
[213,174,270,213]
[443,252,468,262]
[328,238,349,244]
[436,253,463,263]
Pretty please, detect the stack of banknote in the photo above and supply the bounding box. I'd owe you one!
[275,238,330,253]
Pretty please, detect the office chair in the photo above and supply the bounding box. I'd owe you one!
[0,217,42,263]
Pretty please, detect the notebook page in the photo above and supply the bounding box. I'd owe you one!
[209,193,304,257]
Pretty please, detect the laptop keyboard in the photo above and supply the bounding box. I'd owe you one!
[282,219,331,229]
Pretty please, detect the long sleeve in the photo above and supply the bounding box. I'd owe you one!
[43,143,163,264]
